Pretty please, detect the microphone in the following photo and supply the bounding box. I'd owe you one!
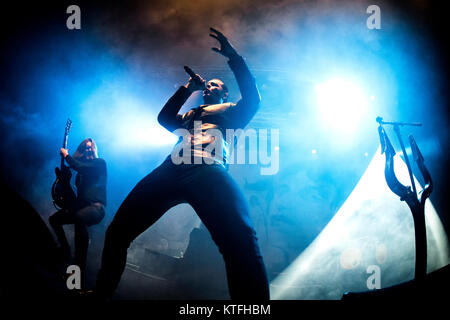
[183,66,206,89]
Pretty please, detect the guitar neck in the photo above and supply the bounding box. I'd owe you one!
[60,118,72,169]
[60,156,65,169]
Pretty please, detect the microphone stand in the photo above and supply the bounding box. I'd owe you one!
[376,116,432,283]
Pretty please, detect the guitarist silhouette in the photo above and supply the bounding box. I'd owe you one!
[49,136,107,290]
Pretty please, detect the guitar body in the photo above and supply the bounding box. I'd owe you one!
[51,118,75,210]
[51,166,76,210]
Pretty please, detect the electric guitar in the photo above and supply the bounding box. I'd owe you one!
[51,118,76,209]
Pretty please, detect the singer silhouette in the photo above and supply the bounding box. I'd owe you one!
[94,27,269,300]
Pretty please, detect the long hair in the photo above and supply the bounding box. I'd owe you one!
[72,138,98,160]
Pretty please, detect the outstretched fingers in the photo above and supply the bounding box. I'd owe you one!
[209,27,224,38]
[210,28,225,54]
[209,27,236,58]
[209,33,220,41]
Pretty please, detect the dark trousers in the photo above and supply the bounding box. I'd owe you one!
[49,202,105,280]
[96,159,270,299]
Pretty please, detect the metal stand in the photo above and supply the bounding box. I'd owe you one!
[376,117,433,282]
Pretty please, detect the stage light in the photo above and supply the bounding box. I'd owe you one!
[314,78,369,136]
[80,91,178,151]
[114,112,178,150]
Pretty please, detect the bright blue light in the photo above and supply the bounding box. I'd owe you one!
[114,111,178,149]
[80,88,178,152]
[314,78,369,136]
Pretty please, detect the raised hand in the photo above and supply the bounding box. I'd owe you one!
[209,27,239,60]
[60,148,69,158]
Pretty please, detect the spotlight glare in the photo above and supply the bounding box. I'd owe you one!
[115,113,178,149]
[315,78,369,135]
[82,92,178,151]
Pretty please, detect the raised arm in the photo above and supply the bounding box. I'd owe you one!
[210,27,261,128]
[227,55,261,128]
[62,152,105,174]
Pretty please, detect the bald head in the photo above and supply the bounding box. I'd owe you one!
[203,78,229,104]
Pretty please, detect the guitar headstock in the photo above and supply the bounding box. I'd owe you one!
[65,118,72,135]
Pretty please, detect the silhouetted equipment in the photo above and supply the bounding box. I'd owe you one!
[376,116,431,282]
[0,180,67,300]
[342,117,438,300]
